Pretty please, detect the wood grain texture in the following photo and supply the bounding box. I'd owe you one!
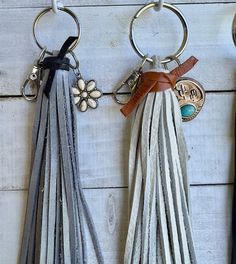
[0,185,232,264]
[0,1,234,263]
[0,1,235,8]
[0,92,234,190]
[0,3,235,95]
[191,185,232,264]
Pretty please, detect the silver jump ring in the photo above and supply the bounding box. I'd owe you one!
[163,55,181,69]
[33,7,81,55]
[69,50,80,69]
[130,3,189,64]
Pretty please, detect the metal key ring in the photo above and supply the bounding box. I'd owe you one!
[130,3,189,64]
[33,7,81,55]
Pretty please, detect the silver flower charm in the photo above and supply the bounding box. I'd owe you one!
[72,78,102,112]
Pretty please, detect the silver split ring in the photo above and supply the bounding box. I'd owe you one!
[130,3,189,64]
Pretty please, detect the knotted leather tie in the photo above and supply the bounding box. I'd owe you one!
[42,36,75,97]
[121,56,198,117]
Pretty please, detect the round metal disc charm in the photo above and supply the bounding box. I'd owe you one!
[174,77,205,122]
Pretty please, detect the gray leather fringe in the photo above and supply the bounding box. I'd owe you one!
[20,69,104,264]
[124,89,197,264]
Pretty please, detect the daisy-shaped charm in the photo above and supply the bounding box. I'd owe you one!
[72,78,102,112]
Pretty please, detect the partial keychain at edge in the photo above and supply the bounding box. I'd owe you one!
[231,12,236,264]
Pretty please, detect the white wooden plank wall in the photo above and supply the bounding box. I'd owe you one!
[0,1,235,264]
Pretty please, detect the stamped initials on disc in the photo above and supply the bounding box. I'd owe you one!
[174,77,205,122]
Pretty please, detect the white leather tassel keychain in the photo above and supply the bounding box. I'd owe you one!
[20,7,103,264]
[114,3,205,263]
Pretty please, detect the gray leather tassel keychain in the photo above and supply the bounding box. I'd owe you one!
[114,2,205,263]
[20,7,103,264]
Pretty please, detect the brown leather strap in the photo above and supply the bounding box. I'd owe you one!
[171,56,198,78]
[121,56,198,117]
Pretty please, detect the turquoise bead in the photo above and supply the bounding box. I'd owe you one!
[181,104,196,118]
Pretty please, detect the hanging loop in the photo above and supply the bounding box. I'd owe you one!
[52,0,64,13]
[130,2,189,64]
[154,0,164,12]
[33,7,81,55]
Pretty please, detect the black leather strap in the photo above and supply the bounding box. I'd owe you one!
[42,36,77,97]
[42,57,70,71]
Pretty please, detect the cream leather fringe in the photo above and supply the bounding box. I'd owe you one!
[124,74,197,264]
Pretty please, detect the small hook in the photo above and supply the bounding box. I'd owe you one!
[21,78,39,102]
[21,48,46,101]
[113,57,147,105]
[51,0,64,14]
[113,71,141,105]
[154,0,164,12]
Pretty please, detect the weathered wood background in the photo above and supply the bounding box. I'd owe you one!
[0,1,235,263]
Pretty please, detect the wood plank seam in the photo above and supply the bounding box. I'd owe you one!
[0,90,235,99]
[0,183,234,193]
[0,2,236,9]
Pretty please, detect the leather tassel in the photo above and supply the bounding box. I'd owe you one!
[123,64,197,263]
[20,37,104,264]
